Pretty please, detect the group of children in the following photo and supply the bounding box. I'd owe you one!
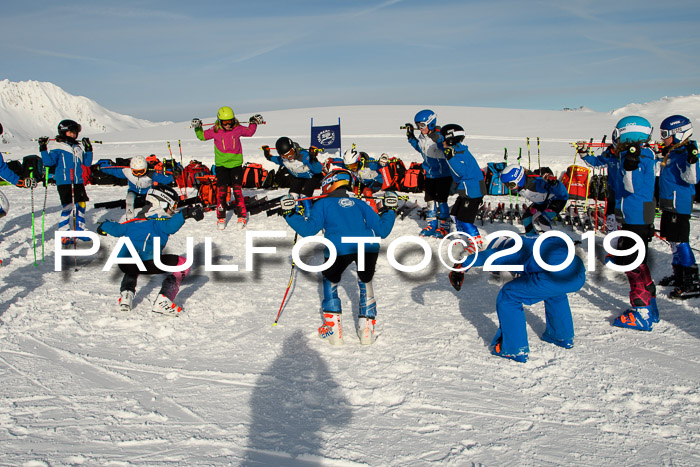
[0,108,697,359]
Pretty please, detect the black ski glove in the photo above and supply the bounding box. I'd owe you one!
[428,129,441,143]
[279,195,297,217]
[308,147,320,163]
[182,205,204,221]
[623,144,641,171]
[449,266,465,291]
[542,173,559,187]
[687,141,699,164]
[82,137,93,152]
[261,145,272,160]
[38,136,49,152]
[96,222,108,236]
[383,191,399,211]
[444,147,454,160]
[191,118,203,129]
[404,123,415,139]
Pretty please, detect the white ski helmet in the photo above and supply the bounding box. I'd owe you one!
[343,146,362,170]
[0,190,9,218]
[130,156,148,176]
[145,185,179,217]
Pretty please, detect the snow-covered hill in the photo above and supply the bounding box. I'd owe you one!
[0,80,166,143]
[1,99,700,465]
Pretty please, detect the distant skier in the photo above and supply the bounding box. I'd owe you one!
[96,185,204,315]
[606,116,659,331]
[449,234,586,363]
[280,169,397,345]
[656,115,700,299]
[262,137,323,216]
[405,110,452,238]
[39,119,93,243]
[339,145,387,212]
[95,155,175,220]
[439,123,486,254]
[500,165,568,236]
[191,107,263,230]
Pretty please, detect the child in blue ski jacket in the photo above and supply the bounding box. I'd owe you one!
[580,144,622,232]
[500,165,568,236]
[263,137,323,216]
[39,119,93,243]
[406,109,452,238]
[439,124,486,254]
[97,185,203,316]
[449,234,585,362]
[96,156,175,220]
[606,116,659,331]
[281,169,397,345]
[656,115,700,299]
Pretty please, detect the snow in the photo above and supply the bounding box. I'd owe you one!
[1,97,700,465]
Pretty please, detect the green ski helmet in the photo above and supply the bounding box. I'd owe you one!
[217,106,235,121]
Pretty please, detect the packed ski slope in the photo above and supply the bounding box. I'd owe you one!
[1,103,699,466]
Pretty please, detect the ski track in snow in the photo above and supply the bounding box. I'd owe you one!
[1,110,700,465]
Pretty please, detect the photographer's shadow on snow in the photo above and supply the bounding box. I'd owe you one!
[242,330,352,466]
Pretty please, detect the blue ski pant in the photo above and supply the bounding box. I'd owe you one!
[492,256,586,356]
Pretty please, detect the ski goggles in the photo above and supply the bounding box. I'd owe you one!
[660,123,692,139]
[220,119,235,127]
[132,167,147,177]
[415,122,428,129]
[504,181,520,191]
[281,148,295,159]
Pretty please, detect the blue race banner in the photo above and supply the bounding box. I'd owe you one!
[310,118,341,150]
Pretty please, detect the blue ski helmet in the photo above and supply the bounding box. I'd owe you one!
[660,115,693,145]
[500,164,526,190]
[414,109,437,131]
[612,116,652,145]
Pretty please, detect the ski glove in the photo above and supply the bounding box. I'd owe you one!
[82,137,93,152]
[191,118,203,129]
[428,129,442,143]
[383,191,399,211]
[38,136,49,152]
[261,145,272,160]
[623,144,641,171]
[378,154,389,166]
[279,194,297,217]
[448,265,466,291]
[542,173,559,187]
[96,222,108,236]
[249,114,264,125]
[182,205,204,221]
[404,123,415,139]
[687,141,699,165]
[444,147,455,160]
[309,147,321,163]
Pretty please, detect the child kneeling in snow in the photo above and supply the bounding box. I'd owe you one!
[97,185,204,315]
[280,169,397,345]
[449,234,586,363]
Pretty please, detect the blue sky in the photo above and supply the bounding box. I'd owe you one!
[2,0,699,121]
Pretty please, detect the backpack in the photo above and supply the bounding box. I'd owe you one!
[241,163,268,188]
[561,165,591,200]
[196,175,230,211]
[484,162,508,195]
[262,168,275,189]
[588,173,608,200]
[179,160,211,188]
[401,162,424,193]
[379,158,406,191]
[21,155,45,183]
[274,166,293,189]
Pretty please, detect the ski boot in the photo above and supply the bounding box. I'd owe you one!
[541,332,574,349]
[614,306,654,331]
[658,264,682,287]
[670,265,700,300]
[237,215,248,229]
[118,290,134,312]
[614,265,656,330]
[152,294,183,316]
[420,202,438,237]
[319,312,343,345]
[217,218,226,230]
[491,338,528,363]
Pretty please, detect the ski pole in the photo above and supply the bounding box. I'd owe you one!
[537,137,541,172]
[42,167,49,261]
[273,232,298,326]
[526,137,531,170]
[178,139,184,168]
[188,119,267,129]
[31,138,103,143]
[30,167,37,266]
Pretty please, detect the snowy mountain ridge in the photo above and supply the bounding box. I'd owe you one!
[0,79,167,143]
